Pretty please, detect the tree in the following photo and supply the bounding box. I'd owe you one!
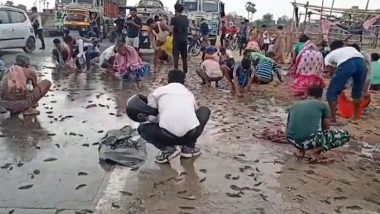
[245,1,257,21]
[16,4,27,11]
[277,15,292,26]
[253,19,263,27]
[262,13,274,25]
[5,1,14,6]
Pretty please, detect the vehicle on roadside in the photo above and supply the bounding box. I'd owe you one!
[0,6,36,53]
[224,33,238,50]
[178,0,225,46]
[188,33,202,57]
[56,0,124,39]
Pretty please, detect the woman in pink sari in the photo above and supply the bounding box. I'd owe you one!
[288,40,325,98]
[0,55,51,115]
[113,45,150,80]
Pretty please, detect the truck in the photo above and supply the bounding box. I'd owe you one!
[55,0,126,37]
[177,0,225,45]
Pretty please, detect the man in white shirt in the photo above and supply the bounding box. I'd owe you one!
[30,7,45,50]
[325,40,366,123]
[138,70,211,163]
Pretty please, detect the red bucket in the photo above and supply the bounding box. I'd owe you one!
[338,92,370,119]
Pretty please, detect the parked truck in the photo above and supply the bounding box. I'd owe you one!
[55,0,125,37]
[177,0,225,45]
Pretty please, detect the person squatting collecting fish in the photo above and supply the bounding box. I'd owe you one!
[112,44,150,80]
[219,50,282,97]
[127,70,210,164]
[287,86,350,163]
[196,47,230,87]
[0,55,51,116]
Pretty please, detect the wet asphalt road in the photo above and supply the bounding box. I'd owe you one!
[0,38,379,214]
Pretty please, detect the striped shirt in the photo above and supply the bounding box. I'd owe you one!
[255,58,279,83]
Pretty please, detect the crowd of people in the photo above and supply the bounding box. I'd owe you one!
[2,4,380,164]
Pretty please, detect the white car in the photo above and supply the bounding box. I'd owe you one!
[0,6,36,53]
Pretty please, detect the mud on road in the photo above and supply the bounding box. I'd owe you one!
[0,42,379,214]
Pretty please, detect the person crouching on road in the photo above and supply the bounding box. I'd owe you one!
[196,47,227,87]
[224,58,254,97]
[287,86,350,163]
[138,70,211,164]
[249,52,283,84]
[0,55,51,116]
[52,38,72,68]
[112,45,150,81]
[84,37,101,71]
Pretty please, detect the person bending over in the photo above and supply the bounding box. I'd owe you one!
[287,86,350,162]
[84,38,101,71]
[147,18,172,73]
[138,70,211,163]
[196,49,224,87]
[324,40,366,123]
[224,58,254,97]
[249,52,283,84]
[52,38,71,68]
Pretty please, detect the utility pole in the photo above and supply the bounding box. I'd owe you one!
[330,0,335,16]
[365,0,370,10]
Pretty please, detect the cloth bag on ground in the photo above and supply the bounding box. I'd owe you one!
[98,126,147,168]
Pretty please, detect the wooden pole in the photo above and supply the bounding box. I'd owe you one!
[302,1,309,33]
[330,0,335,16]
[319,0,324,43]
[366,0,370,10]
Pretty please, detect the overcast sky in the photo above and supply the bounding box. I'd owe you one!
[9,0,380,19]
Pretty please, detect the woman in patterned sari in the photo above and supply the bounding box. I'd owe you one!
[288,40,325,99]
[113,45,150,80]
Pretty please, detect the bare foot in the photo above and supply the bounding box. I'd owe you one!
[294,149,305,159]
[348,120,359,125]
[309,149,330,163]
[330,121,347,127]
[24,109,40,116]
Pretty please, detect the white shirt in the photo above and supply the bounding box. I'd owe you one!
[99,45,115,66]
[148,83,200,137]
[325,47,364,67]
[262,30,270,44]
